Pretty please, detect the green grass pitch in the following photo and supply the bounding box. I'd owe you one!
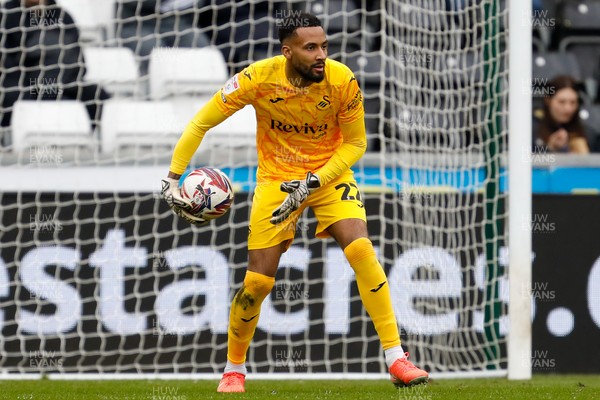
[0,375,598,400]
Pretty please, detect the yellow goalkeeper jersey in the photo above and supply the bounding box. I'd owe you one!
[212,55,364,183]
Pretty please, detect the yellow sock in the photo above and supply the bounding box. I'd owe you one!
[227,270,275,364]
[344,237,401,350]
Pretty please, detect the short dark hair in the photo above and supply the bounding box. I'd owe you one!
[278,12,322,44]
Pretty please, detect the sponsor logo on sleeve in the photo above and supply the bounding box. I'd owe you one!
[346,90,363,111]
[222,74,240,95]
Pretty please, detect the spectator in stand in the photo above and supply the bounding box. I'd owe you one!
[0,0,110,134]
[115,0,210,75]
[533,75,590,154]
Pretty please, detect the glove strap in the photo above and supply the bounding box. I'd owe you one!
[306,172,321,190]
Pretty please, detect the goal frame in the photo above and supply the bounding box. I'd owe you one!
[507,0,533,381]
[0,0,532,381]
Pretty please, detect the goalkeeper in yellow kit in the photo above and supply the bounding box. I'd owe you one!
[161,12,428,393]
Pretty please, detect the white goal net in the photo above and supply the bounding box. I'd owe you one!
[0,0,509,377]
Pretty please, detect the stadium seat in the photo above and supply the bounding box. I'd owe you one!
[100,98,255,156]
[89,0,117,40]
[295,0,364,50]
[148,47,229,100]
[344,53,387,89]
[100,100,184,154]
[363,92,393,151]
[295,0,362,34]
[57,0,115,43]
[532,36,546,54]
[532,0,560,49]
[559,37,600,79]
[11,100,94,152]
[170,96,214,131]
[579,105,600,152]
[558,0,600,31]
[532,51,583,82]
[325,41,362,62]
[390,92,485,151]
[203,105,257,149]
[205,0,282,72]
[440,51,483,88]
[558,36,600,102]
[83,47,140,97]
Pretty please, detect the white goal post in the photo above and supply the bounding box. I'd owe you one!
[508,0,533,381]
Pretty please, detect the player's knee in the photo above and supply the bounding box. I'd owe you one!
[243,270,275,300]
[344,237,376,265]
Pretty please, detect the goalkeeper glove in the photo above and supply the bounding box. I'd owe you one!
[270,172,321,225]
[160,178,208,226]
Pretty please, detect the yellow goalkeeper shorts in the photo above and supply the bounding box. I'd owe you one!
[248,169,366,251]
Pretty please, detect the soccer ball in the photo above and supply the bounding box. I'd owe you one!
[180,167,234,220]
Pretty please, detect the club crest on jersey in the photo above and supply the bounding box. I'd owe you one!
[222,74,240,95]
[316,95,331,110]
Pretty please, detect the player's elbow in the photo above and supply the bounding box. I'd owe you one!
[359,138,367,154]
[352,138,367,157]
[341,119,367,156]
[185,118,208,139]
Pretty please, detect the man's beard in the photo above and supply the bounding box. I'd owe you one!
[294,61,325,83]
